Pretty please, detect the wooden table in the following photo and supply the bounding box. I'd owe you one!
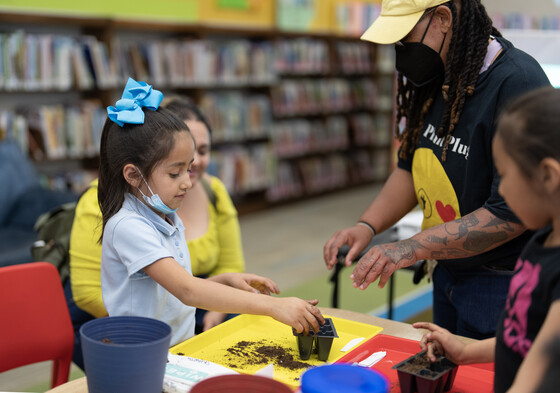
[45,308,473,393]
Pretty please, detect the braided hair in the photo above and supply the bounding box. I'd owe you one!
[396,0,501,161]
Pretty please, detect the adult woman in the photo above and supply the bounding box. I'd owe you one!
[67,97,247,368]
[323,0,550,339]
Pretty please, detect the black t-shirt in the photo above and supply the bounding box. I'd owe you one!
[494,226,560,393]
[398,37,550,270]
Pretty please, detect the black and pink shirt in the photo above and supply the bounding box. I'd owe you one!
[494,226,560,392]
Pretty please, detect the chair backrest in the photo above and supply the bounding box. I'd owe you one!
[0,262,74,388]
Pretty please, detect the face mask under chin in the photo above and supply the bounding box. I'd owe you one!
[395,42,445,88]
[135,167,178,215]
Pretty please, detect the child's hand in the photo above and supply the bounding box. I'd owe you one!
[202,311,228,331]
[271,298,325,335]
[413,322,466,364]
[226,273,280,295]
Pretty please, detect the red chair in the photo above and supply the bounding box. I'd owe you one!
[0,262,74,388]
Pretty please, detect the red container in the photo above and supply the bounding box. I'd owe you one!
[190,374,293,393]
[336,334,494,393]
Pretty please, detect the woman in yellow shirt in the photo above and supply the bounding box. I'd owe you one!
[67,98,246,369]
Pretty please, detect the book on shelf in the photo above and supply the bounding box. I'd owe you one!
[16,100,104,161]
[211,144,274,195]
[199,93,272,143]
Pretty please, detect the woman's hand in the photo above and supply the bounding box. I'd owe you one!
[413,322,467,364]
[270,298,325,335]
[351,239,421,289]
[202,311,228,331]
[324,225,374,270]
[219,273,280,295]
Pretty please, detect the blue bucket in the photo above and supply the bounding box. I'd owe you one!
[80,316,172,393]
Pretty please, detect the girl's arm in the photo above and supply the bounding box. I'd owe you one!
[207,273,280,295]
[413,322,495,365]
[144,257,324,334]
[507,301,560,393]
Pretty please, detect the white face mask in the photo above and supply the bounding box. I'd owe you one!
[135,167,177,215]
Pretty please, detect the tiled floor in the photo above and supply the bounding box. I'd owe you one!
[0,184,382,392]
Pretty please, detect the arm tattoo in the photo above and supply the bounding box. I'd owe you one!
[420,209,522,259]
[463,230,509,252]
[484,216,515,232]
[380,239,426,266]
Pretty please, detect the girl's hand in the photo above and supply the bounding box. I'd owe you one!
[202,311,228,331]
[413,322,466,364]
[270,298,325,335]
[224,273,280,295]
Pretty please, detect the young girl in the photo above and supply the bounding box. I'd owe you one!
[98,78,324,347]
[413,86,560,393]
[163,97,245,333]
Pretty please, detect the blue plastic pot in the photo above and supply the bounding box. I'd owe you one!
[80,315,172,393]
[300,363,389,393]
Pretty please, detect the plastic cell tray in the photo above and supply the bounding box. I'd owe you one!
[336,334,494,393]
[293,317,339,361]
[170,314,383,390]
[393,351,458,393]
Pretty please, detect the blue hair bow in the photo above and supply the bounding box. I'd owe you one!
[107,77,163,127]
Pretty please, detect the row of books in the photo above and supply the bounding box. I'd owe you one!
[491,13,560,31]
[348,148,392,184]
[0,29,390,92]
[270,116,350,158]
[334,3,382,37]
[270,78,379,117]
[266,148,390,202]
[336,42,374,75]
[211,145,274,195]
[1,96,392,167]
[198,93,273,143]
[350,113,393,147]
[114,39,276,88]
[1,100,105,161]
[275,38,331,75]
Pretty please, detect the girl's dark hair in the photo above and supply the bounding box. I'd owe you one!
[163,97,213,138]
[496,86,560,179]
[396,0,501,161]
[97,107,190,240]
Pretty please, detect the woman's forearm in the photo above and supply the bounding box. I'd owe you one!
[408,207,526,261]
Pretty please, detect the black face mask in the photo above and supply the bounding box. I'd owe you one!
[395,12,446,88]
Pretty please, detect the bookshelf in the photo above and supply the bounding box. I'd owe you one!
[0,8,395,212]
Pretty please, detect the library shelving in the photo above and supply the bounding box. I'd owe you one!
[0,9,395,213]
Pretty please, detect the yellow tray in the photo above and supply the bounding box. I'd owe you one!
[170,314,383,390]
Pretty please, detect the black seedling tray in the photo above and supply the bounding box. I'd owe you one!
[292,317,338,361]
[392,351,458,393]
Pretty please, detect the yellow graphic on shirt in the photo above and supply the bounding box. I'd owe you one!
[412,148,461,230]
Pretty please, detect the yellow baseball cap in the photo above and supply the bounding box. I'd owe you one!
[361,0,450,44]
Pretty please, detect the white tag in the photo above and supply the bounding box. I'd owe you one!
[340,337,365,352]
[358,351,386,367]
[254,363,274,378]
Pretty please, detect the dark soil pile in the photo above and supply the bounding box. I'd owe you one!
[398,352,453,378]
[225,340,310,371]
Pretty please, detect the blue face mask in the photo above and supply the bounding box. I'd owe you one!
[136,168,177,215]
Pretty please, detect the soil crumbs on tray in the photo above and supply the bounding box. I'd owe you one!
[225,340,310,371]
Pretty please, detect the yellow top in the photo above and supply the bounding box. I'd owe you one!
[69,176,245,318]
